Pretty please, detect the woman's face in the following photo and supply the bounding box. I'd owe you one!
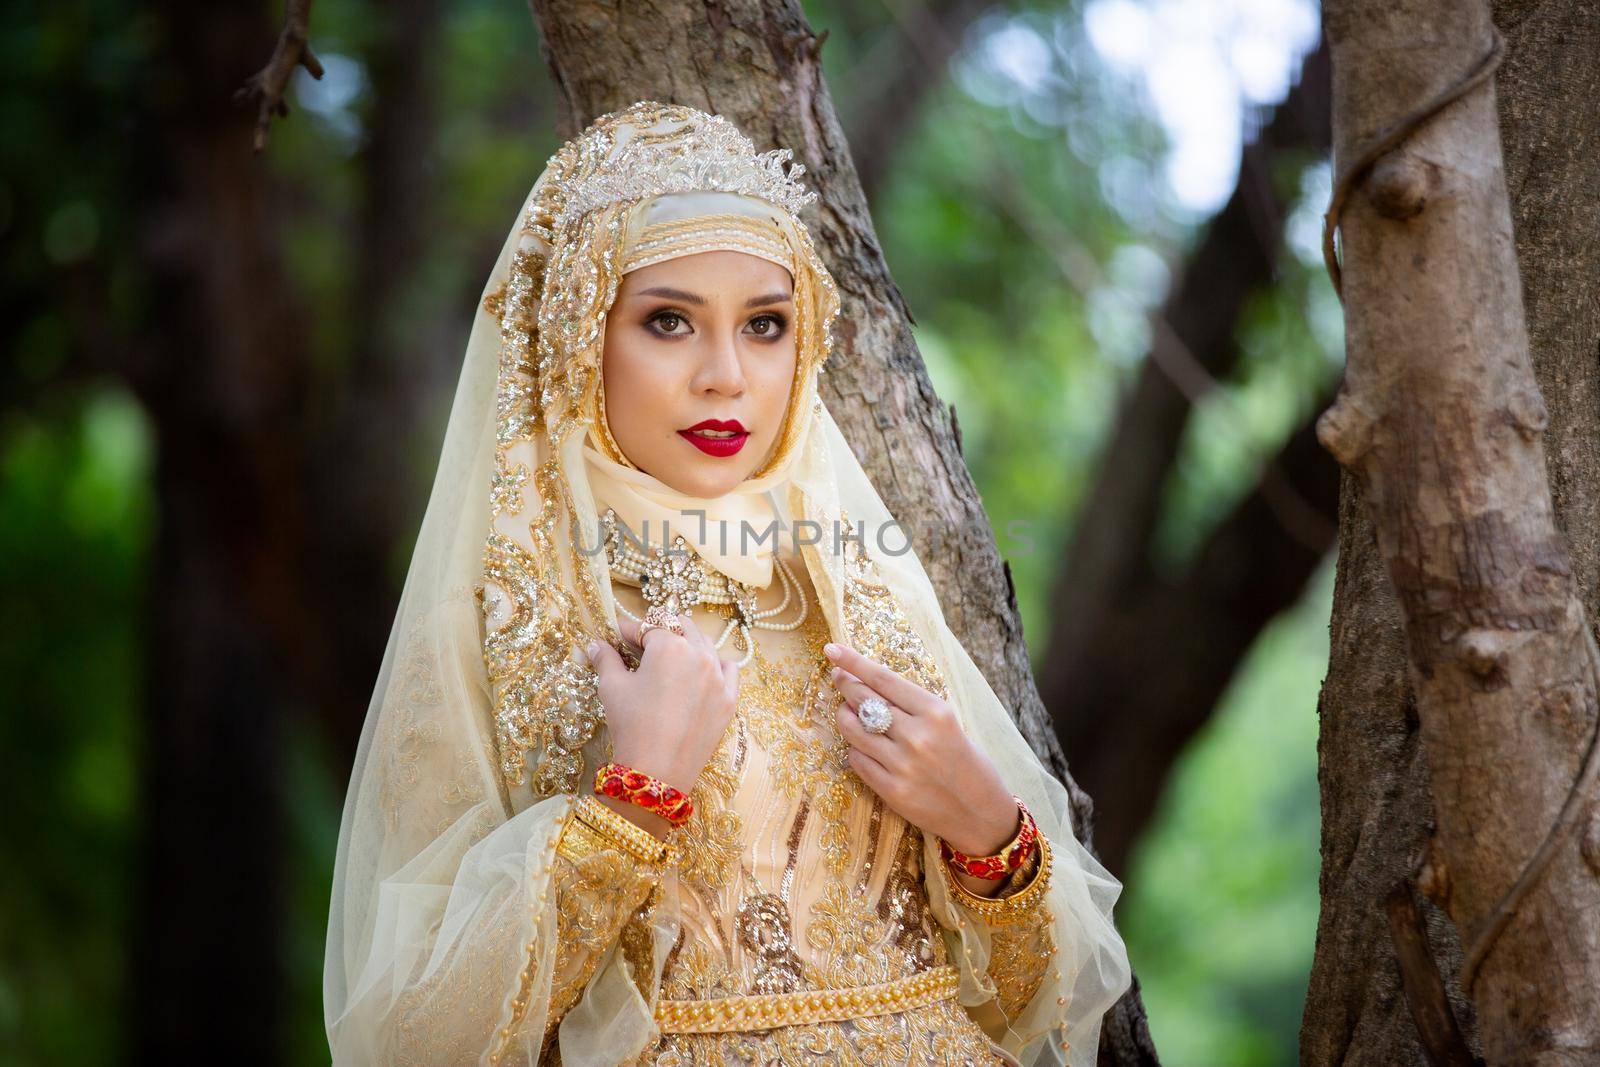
[601,249,798,498]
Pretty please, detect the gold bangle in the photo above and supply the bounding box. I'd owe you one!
[570,795,677,867]
[557,809,636,866]
[943,830,1053,925]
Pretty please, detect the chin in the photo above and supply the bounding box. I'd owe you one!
[631,434,775,496]
[666,465,750,498]
[651,446,762,496]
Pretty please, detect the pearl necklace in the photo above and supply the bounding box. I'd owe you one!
[600,507,810,667]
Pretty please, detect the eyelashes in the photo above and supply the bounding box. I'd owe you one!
[646,310,688,337]
[747,312,789,340]
[644,309,790,341]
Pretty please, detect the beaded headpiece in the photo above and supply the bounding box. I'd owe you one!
[621,205,795,276]
[544,101,818,227]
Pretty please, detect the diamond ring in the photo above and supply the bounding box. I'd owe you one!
[857,695,894,736]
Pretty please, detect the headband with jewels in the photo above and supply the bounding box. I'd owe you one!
[538,100,819,230]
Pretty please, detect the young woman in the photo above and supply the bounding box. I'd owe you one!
[323,101,1129,1066]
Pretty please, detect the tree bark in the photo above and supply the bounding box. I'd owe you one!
[1305,0,1600,1063]
[1041,40,1333,876]
[526,1,1158,1060]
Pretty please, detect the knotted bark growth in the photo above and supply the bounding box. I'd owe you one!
[1318,0,1600,1060]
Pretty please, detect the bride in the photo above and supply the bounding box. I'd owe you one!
[323,101,1129,1066]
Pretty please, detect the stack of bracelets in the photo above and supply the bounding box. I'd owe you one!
[594,761,696,828]
[588,765,1044,908]
[938,794,1039,879]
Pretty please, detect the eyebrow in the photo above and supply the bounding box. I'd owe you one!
[631,285,793,308]
[745,291,794,308]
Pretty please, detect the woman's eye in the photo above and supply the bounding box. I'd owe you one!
[650,311,688,335]
[747,314,786,338]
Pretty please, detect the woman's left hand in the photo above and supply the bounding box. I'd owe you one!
[824,642,1022,877]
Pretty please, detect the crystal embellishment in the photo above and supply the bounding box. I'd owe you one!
[857,695,894,735]
[641,534,706,617]
[546,101,819,228]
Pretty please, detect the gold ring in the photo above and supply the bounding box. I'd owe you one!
[640,606,685,642]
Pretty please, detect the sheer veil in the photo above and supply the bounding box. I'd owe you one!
[324,101,1130,1066]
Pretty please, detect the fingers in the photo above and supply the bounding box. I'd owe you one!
[823,644,937,715]
[674,611,710,650]
[844,744,891,793]
[585,637,625,680]
[613,609,743,679]
[639,622,684,653]
[618,610,688,654]
[829,666,878,711]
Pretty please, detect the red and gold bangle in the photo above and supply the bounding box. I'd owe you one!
[594,761,695,827]
[938,795,1039,879]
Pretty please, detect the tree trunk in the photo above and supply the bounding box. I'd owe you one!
[526,1,1159,1060]
[1305,0,1600,1063]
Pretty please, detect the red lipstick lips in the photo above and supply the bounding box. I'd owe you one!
[679,418,750,457]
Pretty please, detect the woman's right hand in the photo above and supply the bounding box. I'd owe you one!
[585,613,739,835]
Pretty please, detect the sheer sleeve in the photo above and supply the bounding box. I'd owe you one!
[540,798,676,1054]
[983,843,1059,1022]
[906,591,1127,1067]
[930,832,1061,1029]
[323,591,678,1066]
[324,589,553,1065]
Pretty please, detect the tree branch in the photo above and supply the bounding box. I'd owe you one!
[1050,397,1339,875]
[233,0,323,153]
[849,0,994,201]
[1386,877,1480,1067]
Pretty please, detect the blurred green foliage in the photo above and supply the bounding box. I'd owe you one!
[0,392,150,1064]
[1,1,1334,1064]
[1120,563,1330,1064]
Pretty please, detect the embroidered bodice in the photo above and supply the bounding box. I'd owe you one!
[538,555,1057,1065]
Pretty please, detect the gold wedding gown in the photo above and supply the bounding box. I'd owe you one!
[537,550,1057,1066]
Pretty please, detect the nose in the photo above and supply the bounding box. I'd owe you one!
[691,327,747,397]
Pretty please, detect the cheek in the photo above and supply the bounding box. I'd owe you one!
[753,347,799,420]
[603,335,677,428]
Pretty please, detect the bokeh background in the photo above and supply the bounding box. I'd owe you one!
[1,0,1336,1063]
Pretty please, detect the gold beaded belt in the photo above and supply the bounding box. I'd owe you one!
[654,965,961,1034]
